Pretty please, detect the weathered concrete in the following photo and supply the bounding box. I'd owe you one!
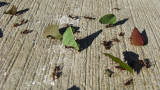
[0,0,160,90]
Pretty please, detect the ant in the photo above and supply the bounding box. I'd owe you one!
[112,8,121,11]
[119,32,125,36]
[65,46,74,49]
[68,15,79,20]
[83,16,96,20]
[53,66,60,81]
[115,66,126,70]
[105,69,114,77]
[138,60,145,67]
[124,79,133,86]
[105,24,113,28]
[20,30,33,34]
[13,23,20,27]
[13,19,28,27]
[112,38,120,43]
[102,41,113,50]
[65,39,80,51]
[144,59,152,68]
[20,19,28,24]
[65,24,80,34]
[47,35,56,39]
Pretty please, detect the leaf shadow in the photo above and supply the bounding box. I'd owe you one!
[123,51,143,74]
[113,18,129,26]
[0,2,8,7]
[78,30,102,51]
[141,29,148,45]
[0,28,3,38]
[67,86,80,90]
[59,25,80,35]
[17,8,29,15]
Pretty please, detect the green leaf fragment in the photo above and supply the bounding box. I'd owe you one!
[103,53,133,74]
[4,5,17,15]
[99,14,117,24]
[43,25,62,39]
[62,27,79,50]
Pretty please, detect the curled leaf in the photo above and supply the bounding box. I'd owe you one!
[4,5,17,15]
[104,53,133,74]
[99,14,117,24]
[62,27,79,50]
[43,25,62,39]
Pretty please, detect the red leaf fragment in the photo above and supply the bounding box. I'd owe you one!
[130,27,145,46]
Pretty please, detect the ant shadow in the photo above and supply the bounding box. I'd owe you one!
[0,28,3,38]
[17,8,29,15]
[123,51,144,74]
[142,29,148,45]
[113,18,129,26]
[78,30,102,51]
[67,86,80,90]
[144,58,152,68]
[59,25,80,35]
[0,2,8,7]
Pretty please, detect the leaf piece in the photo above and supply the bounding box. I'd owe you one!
[103,53,133,74]
[130,27,145,46]
[62,27,79,50]
[4,5,17,15]
[99,14,117,24]
[43,25,62,39]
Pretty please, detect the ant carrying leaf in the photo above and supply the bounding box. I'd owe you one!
[102,41,113,50]
[4,5,17,15]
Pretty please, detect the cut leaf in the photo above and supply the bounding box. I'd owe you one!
[99,14,117,24]
[62,27,79,50]
[43,25,62,39]
[130,27,145,46]
[104,53,133,74]
[4,5,17,15]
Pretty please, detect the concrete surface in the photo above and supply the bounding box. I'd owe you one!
[0,0,160,90]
